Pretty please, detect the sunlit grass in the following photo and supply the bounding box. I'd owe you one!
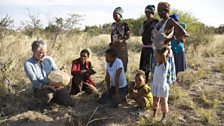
[1,32,224,125]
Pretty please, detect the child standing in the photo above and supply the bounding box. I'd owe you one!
[152,48,170,122]
[129,70,153,110]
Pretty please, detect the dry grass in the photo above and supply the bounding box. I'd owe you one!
[169,85,195,110]
[196,108,219,125]
[202,34,224,56]
[0,33,142,126]
[1,33,224,125]
[213,62,224,73]
[177,69,210,89]
[196,88,220,109]
[0,33,142,96]
[186,34,224,70]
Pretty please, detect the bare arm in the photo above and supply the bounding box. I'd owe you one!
[115,68,122,95]
[105,71,110,91]
[139,24,144,35]
[123,31,130,42]
[137,87,149,97]
[163,49,169,66]
[122,23,130,42]
[131,87,149,98]
[168,18,189,37]
[110,33,113,46]
[128,81,136,93]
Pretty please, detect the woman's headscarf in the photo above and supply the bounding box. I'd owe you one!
[145,5,155,12]
[158,2,170,11]
[114,7,124,18]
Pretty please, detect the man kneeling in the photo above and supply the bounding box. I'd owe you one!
[24,40,74,106]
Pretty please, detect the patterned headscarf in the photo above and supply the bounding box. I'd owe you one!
[145,5,155,12]
[158,2,170,11]
[114,7,124,17]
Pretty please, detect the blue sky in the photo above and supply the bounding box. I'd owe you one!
[0,0,223,28]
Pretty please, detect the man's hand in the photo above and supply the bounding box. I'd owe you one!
[49,85,58,92]
[42,85,60,92]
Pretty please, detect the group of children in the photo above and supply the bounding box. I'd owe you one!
[98,47,170,123]
[128,48,170,122]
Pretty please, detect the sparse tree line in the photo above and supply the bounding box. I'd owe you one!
[1,9,222,43]
[0,12,82,43]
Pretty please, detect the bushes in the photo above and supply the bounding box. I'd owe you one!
[83,23,111,36]
[84,25,102,36]
[124,17,145,36]
[0,15,14,42]
[215,24,224,34]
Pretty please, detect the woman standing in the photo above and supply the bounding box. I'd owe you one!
[152,2,189,85]
[139,5,159,83]
[110,7,130,72]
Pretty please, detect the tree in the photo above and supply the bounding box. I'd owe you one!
[64,13,82,30]
[44,13,83,47]
[215,24,224,34]
[21,9,42,38]
[124,17,145,36]
[0,15,14,41]
[101,23,111,34]
[84,25,101,35]
[45,17,64,45]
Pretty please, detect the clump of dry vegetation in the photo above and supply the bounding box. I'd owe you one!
[1,10,224,126]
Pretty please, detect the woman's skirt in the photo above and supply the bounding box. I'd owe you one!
[139,47,154,73]
[111,42,128,72]
[167,53,176,85]
[174,52,187,74]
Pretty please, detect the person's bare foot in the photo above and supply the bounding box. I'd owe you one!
[160,117,166,124]
[122,97,130,107]
[153,109,156,117]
